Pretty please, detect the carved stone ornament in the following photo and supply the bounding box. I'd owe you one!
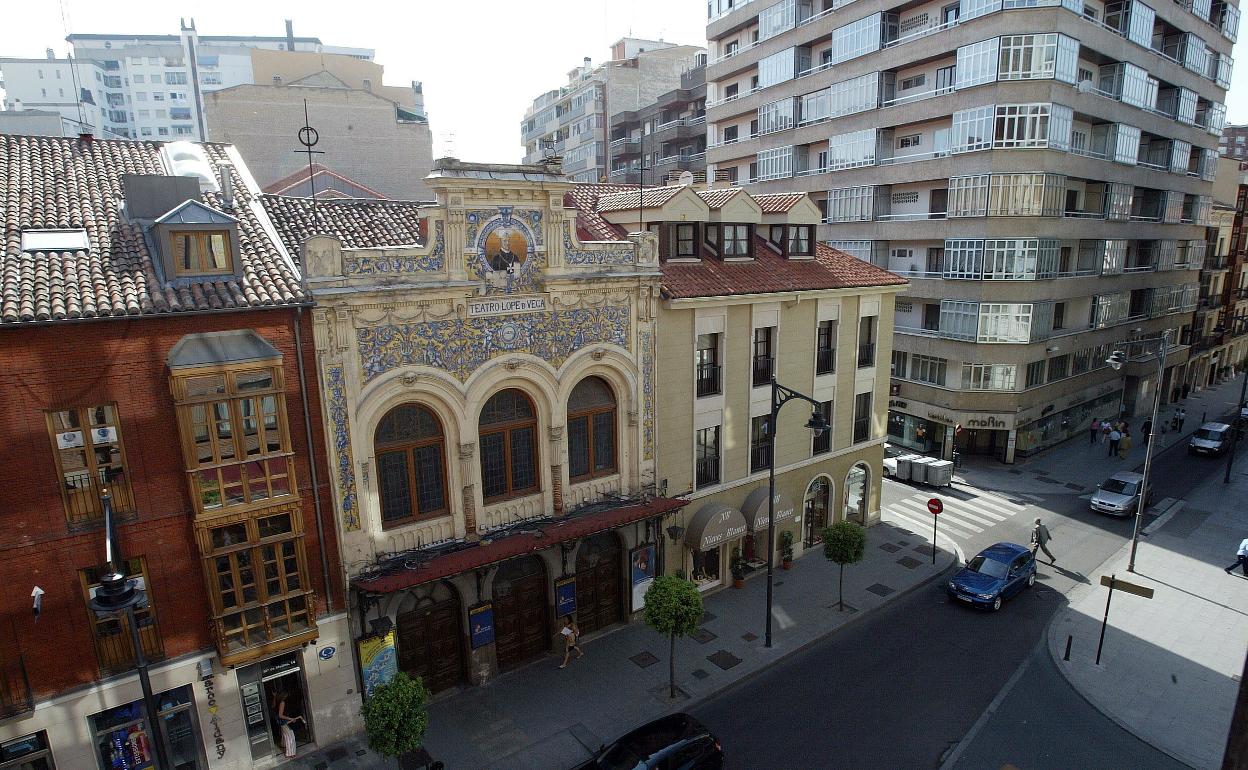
[400,372,422,387]
[458,442,476,460]
[628,409,640,427]
[549,425,564,443]
[504,359,522,372]
[591,347,607,361]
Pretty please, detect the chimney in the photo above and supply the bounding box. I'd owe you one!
[45,48,55,60]
[218,161,235,209]
[285,19,296,52]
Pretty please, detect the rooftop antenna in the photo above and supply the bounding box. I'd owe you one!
[294,99,324,211]
[58,0,87,131]
[440,130,456,159]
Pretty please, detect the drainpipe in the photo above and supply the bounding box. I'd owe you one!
[294,306,335,611]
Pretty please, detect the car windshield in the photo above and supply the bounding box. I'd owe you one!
[1194,428,1223,441]
[1100,478,1138,495]
[884,444,904,458]
[966,554,1009,578]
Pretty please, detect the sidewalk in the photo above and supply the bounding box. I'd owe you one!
[285,511,957,770]
[953,373,1247,497]
[1045,454,1248,769]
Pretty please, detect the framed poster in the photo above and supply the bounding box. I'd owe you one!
[357,630,397,698]
[630,543,657,612]
[555,576,577,619]
[469,603,495,650]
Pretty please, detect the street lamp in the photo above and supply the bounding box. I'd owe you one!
[764,376,830,648]
[88,490,170,770]
[1106,329,1170,574]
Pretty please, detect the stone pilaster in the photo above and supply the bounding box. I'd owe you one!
[458,442,478,538]
[549,425,565,516]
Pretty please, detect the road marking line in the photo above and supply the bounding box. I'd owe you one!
[919,496,1005,524]
[888,509,974,540]
[911,498,998,527]
[945,497,1012,522]
[972,491,1028,510]
[896,500,984,533]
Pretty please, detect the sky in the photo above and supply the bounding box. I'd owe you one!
[2,1,1246,161]
[0,0,707,162]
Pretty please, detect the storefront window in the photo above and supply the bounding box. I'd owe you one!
[887,412,940,453]
[1015,390,1121,456]
[0,732,54,770]
[691,546,721,587]
[90,686,205,770]
[845,464,869,523]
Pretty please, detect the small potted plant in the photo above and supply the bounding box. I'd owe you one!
[780,531,795,570]
[730,549,746,588]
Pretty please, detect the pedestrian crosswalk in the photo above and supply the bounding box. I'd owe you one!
[887,490,1030,541]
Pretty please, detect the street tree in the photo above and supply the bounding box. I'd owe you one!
[361,671,431,761]
[823,521,866,611]
[644,574,704,698]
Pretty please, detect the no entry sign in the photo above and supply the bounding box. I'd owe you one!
[927,498,943,515]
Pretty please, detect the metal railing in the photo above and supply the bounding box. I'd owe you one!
[816,348,836,375]
[858,342,876,368]
[696,457,721,488]
[752,356,774,386]
[0,656,32,720]
[750,443,773,473]
[697,363,723,397]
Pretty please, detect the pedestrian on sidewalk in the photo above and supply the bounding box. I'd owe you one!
[1119,428,1132,459]
[1031,518,1056,565]
[1108,426,1122,457]
[1177,407,1187,431]
[1101,420,1111,444]
[1142,419,1153,445]
[1090,417,1101,445]
[1225,537,1248,576]
[558,616,583,668]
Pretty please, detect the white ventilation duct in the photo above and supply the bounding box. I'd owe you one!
[162,140,220,193]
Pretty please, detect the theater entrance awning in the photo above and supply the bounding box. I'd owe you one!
[353,496,687,594]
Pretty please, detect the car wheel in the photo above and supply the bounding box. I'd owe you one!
[1027,572,1036,588]
[991,596,1002,611]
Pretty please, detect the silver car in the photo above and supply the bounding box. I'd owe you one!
[1189,422,1232,456]
[1090,471,1147,517]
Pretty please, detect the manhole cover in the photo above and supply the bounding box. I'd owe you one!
[879,543,901,553]
[866,583,895,597]
[691,628,717,644]
[692,668,710,680]
[707,650,743,670]
[897,556,922,569]
[741,632,758,642]
[630,651,660,668]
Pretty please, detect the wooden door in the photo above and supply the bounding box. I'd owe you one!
[574,534,623,636]
[396,599,464,694]
[494,557,549,670]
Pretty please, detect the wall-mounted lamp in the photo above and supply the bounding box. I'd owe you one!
[666,525,685,542]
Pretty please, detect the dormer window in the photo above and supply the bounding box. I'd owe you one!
[672,223,698,258]
[722,224,752,258]
[787,225,814,256]
[172,230,232,275]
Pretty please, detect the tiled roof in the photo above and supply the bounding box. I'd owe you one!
[751,192,806,213]
[263,162,389,200]
[562,185,633,241]
[260,195,428,253]
[660,240,908,299]
[0,134,306,325]
[595,185,686,213]
[695,187,744,209]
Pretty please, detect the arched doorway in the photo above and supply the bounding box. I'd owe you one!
[492,555,550,670]
[395,582,465,694]
[804,476,831,546]
[573,532,623,635]
[844,463,869,524]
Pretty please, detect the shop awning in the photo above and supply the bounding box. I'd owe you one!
[740,487,797,532]
[685,501,748,552]
[353,496,687,594]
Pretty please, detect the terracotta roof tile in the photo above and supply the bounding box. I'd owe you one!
[695,187,744,209]
[562,185,633,241]
[0,134,306,325]
[751,192,806,213]
[260,195,428,253]
[263,162,390,200]
[595,185,686,213]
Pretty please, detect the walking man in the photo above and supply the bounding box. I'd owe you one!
[558,616,584,668]
[1142,419,1153,445]
[1108,426,1122,457]
[1090,418,1101,445]
[1226,537,1248,576]
[1031,518,1056,565]
[1177,407,1187,431]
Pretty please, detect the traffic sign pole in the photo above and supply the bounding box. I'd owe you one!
[927,498,943,564]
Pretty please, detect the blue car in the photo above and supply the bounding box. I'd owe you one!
[946,542,1037,611]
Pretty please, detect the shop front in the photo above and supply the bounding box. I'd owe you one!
[1015,389,1123,458]
[234,653,313,762]
[803,477,832,547]
[89,685,206,770]
[738,487,797,567]
[886,409,947,456]
[683,501,748,591]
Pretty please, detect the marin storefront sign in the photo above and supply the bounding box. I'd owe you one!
[466,294,548,317]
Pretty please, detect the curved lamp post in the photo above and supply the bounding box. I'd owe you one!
[764,376,830,648]
[1106,329,1170,574]
[88,490,170,770]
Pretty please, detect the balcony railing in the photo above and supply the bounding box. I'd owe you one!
[94,610,165,676]
[60,470,136,532]
[816,348,835,375]
[858,342,876,367]
[0,656,32,720]
[696,456,721,488]
[750,443,772,473]
[752,356,774,386]
[696,363,723,397]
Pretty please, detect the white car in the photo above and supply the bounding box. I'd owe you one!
[883,442,903,478]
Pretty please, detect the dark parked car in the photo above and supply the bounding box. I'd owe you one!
[571,713,723,770]
[946,542,1037,611]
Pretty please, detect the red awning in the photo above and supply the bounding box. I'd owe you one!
[353,496,688,594]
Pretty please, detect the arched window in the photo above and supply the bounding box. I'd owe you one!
[567,376,617,481]
[479,389,539,502]
[374,405,448,526]
[845,463,869,524]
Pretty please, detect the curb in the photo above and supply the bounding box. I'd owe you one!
[1040,539,1204,770]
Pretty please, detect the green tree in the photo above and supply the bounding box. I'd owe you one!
[643,574,704,698]
[361,671,430,760]
[823,521,866,611]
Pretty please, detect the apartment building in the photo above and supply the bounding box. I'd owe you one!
[1187,157,1248,389]
[607,54,710,184]
[566,182,906,586]
[521,38,706,183]
[1220,124,1248,159]
[0,19,374,141]
[704,0,1235,462]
